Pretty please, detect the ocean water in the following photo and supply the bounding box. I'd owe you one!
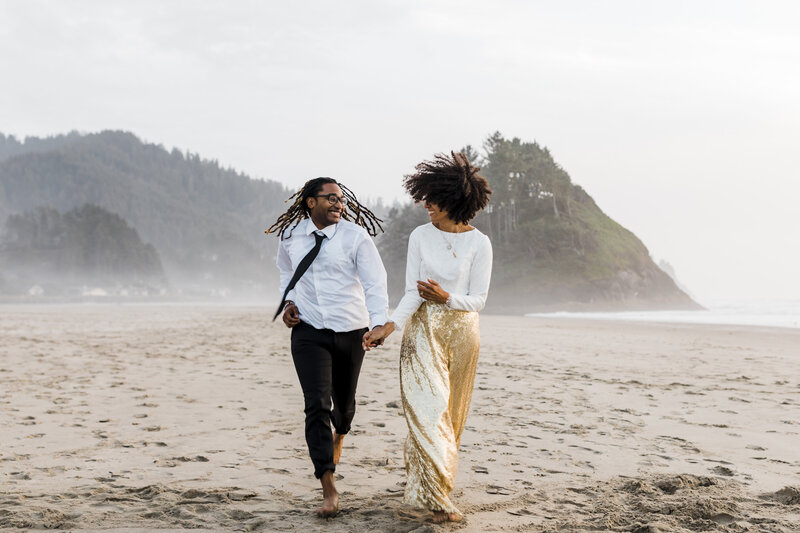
[525,299,800,329]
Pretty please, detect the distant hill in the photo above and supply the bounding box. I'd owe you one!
[0,130,290,295]
[0,204,164,295]
[378,133,701,311]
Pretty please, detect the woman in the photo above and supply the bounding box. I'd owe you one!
[364,151,492,522]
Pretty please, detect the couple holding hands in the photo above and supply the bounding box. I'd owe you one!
[266,152,493,522]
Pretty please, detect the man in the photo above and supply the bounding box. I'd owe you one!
[266,177,388,517]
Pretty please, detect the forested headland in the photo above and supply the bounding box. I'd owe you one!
[378,133,699,311]
[0,130,697,309]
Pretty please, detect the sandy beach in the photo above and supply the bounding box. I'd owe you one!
[1,304,799,532]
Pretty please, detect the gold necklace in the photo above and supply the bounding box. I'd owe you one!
[438,227,460,258]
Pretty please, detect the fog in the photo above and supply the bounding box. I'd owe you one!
[1,1,798,303]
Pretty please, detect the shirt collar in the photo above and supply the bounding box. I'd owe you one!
[304,218,337,239]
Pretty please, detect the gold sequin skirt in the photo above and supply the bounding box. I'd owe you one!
[400,301,480,515]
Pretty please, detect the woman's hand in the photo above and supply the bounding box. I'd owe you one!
[417,279,449,304]
[362,322,396,351]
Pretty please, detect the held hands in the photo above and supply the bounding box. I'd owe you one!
[282,302,301,328]
[417,279,449,304]
[362,322,395,351]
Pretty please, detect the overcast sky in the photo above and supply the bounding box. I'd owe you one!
[2,0,798,303]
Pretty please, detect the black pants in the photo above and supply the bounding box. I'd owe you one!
[291,321,368,479]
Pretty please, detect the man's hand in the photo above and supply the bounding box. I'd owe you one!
[362,322,395,350]
[282,302,300,328]
[417,279,450,304]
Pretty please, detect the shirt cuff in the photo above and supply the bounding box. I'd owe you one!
[387,313,405,333]
[369,312,388,329]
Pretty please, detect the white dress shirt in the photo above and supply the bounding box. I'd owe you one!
[389,223,493,331]
[276,218,389,332]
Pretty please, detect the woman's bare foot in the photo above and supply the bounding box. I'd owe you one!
[432,510,462,523]
[333,432,344,465]
[317,471,339,518]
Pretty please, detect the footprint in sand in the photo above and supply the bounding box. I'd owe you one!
[711,465,735,476]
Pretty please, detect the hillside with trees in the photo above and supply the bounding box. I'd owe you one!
[378,133,699,311]
[0,131,83,163]
[0,204,164,295]
[0,131,290,296]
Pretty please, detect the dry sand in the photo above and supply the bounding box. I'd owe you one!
[1,304,799,532]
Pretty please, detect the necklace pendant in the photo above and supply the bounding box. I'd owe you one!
[446,243,452,250]
[452,251,457,258]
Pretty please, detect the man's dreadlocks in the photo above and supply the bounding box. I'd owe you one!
[265,177,384,239]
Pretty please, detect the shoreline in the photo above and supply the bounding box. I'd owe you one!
[526,310,800,330]
[3,299,798,330]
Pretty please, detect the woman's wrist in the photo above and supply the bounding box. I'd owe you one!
[373,321,395,332]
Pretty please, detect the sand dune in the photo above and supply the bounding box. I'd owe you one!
[1,304,798,531]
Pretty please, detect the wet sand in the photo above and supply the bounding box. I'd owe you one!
[1,304,799,531]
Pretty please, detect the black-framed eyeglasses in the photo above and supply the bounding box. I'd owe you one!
[313,194,348,206]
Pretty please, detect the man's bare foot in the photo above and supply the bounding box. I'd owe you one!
[333,432,345,465]
[317,493,339,518]
[317,471,339,518]
[433,510,462,523]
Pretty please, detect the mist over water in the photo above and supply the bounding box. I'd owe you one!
[527,298,800,329]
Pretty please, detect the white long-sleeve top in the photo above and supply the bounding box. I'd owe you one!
[389,223,493,331]
[276,218,389,332]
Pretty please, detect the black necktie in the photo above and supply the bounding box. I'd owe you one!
[274,232,326,321]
